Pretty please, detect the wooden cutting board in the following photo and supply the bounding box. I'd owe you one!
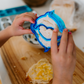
[0,80,2,84]
[0,36,84,84]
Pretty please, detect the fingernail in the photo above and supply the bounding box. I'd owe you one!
[35,14,37,16]
[31,32,34,34]
[32,20,35,23]
[68,32,72,34]
[64,29,68,31]
[54,28,58,32]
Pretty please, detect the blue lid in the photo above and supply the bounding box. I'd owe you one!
[0,5,32,18]
[31,10,67,52]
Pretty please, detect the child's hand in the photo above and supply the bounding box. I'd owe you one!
[0,12,37,47]
[9,12,37,36]
[51,29,76,84]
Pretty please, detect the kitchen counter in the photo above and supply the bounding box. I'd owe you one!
[0,56,12,84]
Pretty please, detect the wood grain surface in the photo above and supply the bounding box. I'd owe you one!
[0,36,84,84]
[0,80,2,84]
[23,0,47,7]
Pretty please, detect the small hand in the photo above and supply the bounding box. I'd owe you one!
[9,12,37,36]
[51,29,76,84]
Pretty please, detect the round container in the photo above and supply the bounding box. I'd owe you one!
[23,0,48,7]
[23,34,43,49]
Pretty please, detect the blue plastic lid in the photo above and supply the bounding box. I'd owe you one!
[31,10,67,52]
[0,5,32,18]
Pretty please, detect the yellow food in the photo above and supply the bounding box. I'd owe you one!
[26,58,53,84]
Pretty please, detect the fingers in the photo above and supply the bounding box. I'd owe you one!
[20,28,33,34]
[73,42,76,57]
[17,16,35,25]
[23,29,33,34]
[16,12,37,20]
[67,33,74,54]
[51,28,58,55]
[15,12,37,24]
[19,12,37,20]
[28,12,37,20]
[59,29,68,53]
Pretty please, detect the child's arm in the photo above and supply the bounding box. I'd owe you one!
[0,12,37,47]
[51,29,76,84]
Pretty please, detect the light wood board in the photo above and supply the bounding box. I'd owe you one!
[0,80,2,84]
[0,36,84,84]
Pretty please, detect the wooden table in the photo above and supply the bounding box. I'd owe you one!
[0,36,84,84]
[0,80,2,84]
